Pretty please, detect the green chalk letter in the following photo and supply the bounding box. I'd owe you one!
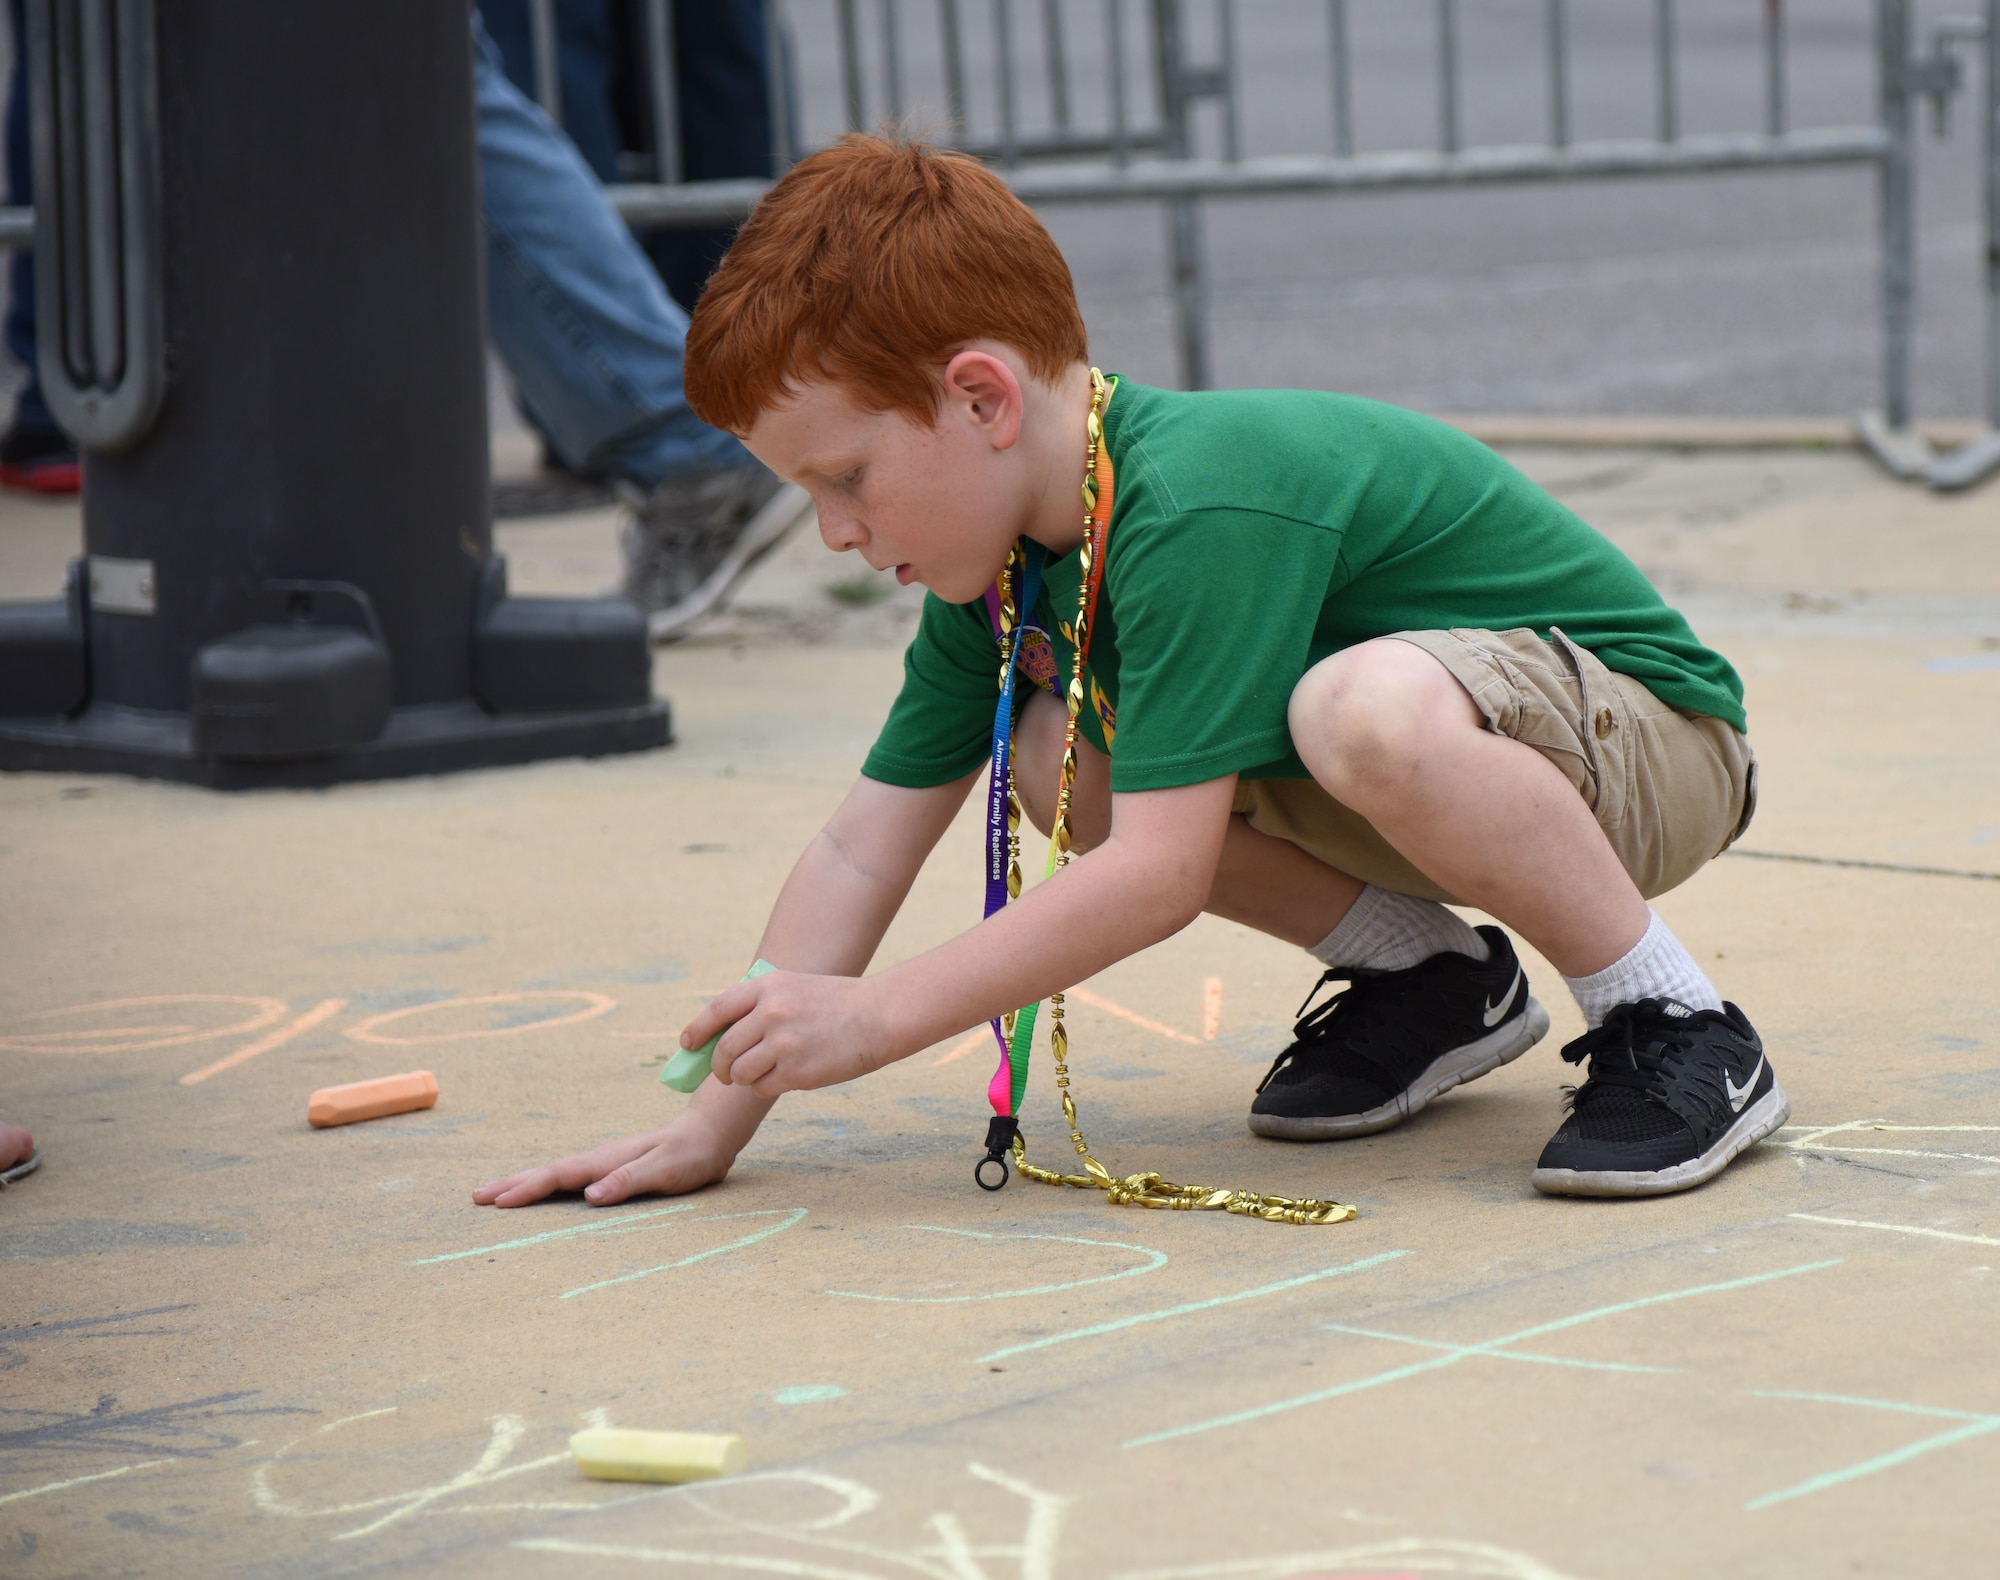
[660,959,778,1092]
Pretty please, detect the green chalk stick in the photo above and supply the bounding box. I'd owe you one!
[660,959,777,1092]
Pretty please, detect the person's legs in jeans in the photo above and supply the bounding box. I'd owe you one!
[474,13,803,631]
[1,0,79,493]
[476,12,740,487]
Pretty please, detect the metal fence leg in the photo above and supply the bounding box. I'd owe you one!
[1987,0,1999,433]
[1166,198,1210,391]
[767,0,796,171]
[1861,0,1932,477]
[1152,0,1209,389]
[1928,0,2000,488]
[528,0,562,121]
[643,0,682,186]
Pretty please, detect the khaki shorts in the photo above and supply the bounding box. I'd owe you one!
[1233,626,1757,905]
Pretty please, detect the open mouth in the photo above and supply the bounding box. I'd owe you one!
[895,563,915,585]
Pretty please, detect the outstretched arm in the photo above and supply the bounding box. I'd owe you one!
[474,770,980,1206]
[685,773,1239,1095]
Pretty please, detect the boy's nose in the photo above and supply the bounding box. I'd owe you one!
[817,506,866,552]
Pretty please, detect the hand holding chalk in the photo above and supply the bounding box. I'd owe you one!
[661,959,777,1092]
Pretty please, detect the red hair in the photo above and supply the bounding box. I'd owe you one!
[685,136,1088,433]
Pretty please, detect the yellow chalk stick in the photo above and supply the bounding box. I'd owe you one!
[307,1070,438,1128]
[569,1427,747,1484]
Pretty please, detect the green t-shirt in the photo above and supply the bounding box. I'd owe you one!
[862,381,1745,793]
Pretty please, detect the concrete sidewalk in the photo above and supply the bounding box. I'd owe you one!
[2,447,1998,1577]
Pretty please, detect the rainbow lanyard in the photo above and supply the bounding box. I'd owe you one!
[979,541,1045,1118]
[976,416,1115,1183]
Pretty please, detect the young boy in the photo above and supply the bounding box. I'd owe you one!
[475,136,1785,1214]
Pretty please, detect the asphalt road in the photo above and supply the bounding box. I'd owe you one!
[789,0,1990,419]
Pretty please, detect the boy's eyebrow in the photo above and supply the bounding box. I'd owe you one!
[796,450,864,479]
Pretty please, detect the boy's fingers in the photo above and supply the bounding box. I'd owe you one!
[585,1144,691,1205]
[679,979,766,1054]
[473,1170,542,1205]
[474,1131,684,1208]
[709,1009,765,1085]
[727,1042,779,1092]
[483,1170,561,1208]
[584,1167,635,1206]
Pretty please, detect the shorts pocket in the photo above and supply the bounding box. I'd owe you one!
[1549,627,1632,831]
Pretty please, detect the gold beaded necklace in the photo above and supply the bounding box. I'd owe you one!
[980,369,1356,1226]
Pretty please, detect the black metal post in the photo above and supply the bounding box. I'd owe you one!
[0,0,668,787]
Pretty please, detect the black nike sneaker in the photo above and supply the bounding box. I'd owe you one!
[1248,926,1551,1139]
[1530,998,1789,1197]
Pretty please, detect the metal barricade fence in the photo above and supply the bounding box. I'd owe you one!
[528,0,1979,473]
[0,1,1993,485]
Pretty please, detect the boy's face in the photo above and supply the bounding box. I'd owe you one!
[741,362,1031,605]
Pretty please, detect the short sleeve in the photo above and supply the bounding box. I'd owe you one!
[861,591,1000,787]
[1104,509,1343,792]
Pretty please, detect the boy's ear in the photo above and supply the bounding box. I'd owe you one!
[940,349,1025,451]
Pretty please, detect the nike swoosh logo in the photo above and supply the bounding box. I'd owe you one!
[1725,1052,1766,1112]
[1482,966,1522,1027]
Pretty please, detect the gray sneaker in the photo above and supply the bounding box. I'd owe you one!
[618,464,811,641]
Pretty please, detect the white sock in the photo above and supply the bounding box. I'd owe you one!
[1562,908,1722,1028]
[1309,883,1491,972]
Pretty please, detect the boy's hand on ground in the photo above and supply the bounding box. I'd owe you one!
[0,1123,33,1171]
[683,971,889,1096]
[473,1119,734,1209]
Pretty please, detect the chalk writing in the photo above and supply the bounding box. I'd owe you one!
[0,1303,196,1371]
[1118,1538,1589,1580]
[827,1227,1167,1304]
[1789,1213,2000,1248]
[772,1386,849,1406]
[0,995,287,1055]
[0,1390,310,1461]
[346,991,616,1046]
[253,1406,638,1540]
[1066,986,1201,1046]
[977,1251,1409,1363]
[180,999,346,1085]
[1123,1260,1842,1449]
[560,1209,808,1299]
[412,1203,809,1298]
[0,1459,180,1509]
[518,1461,1067,1580]
[515,1462,1587,1580]
[1777,1119,2000,1168]
[1746,1390,2000,1510]
[413,1203,706,1264]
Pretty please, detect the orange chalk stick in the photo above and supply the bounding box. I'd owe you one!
[308,1070,438,1128]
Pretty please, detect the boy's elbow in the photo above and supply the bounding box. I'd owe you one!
[1148,869,1210,938]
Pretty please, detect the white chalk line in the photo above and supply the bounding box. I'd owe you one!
[253,1405,625,1540]
[1115,1536,1588,1580]
[1789,1213,2000,1248]
[827,1226,1167,1306]
[1776,1119,2000,1167]
[516,1461,1065,1580]
[514,1545,882,1579]
[511,1467,1579,1580]
[0,1457,178,1507]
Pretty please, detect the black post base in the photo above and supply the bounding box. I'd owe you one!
[0,696,670,790]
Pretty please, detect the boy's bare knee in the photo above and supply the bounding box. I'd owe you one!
[1289,639,1481,806]
[1011,690,1111,848]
